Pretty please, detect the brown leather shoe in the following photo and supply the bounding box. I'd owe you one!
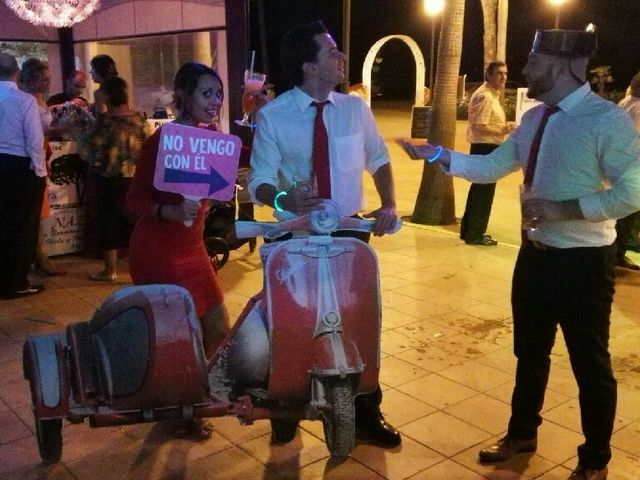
[568,465,608,480]
[478,435,537,463]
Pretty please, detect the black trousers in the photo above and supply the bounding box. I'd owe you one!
[459,143,498,241]
[615,210,640,260]
[509,242,616,470]
[0,154,45,296]
[93,174,134,251]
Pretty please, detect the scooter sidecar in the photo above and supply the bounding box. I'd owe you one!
[23,284,215,464]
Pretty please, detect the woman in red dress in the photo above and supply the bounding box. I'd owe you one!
[127,63,230,361]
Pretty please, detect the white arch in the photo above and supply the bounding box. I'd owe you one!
[361,35,426,107]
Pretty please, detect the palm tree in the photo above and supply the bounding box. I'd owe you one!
[497,0,508,63]
[480,0,498,67]
[480,0,509,67]
[411,0,465,225]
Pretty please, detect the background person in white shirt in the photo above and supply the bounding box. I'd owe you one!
[614,71,640,270]
[249,21,400,448]
[399,27,640,480]
[460,61,514,246]
[0,52,46,298]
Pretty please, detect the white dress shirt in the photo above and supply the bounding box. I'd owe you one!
[249,87,390,216]
[618,95,640,132]
[466,82,508,145]
[449,83,640,248]
[0,80,46,177]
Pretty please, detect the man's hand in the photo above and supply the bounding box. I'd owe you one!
[278,183,324,216]
[522,198,583,225]
[363,206,398,236]
[395,138,451,166]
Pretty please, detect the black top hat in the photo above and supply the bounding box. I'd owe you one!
[531,25,597,57]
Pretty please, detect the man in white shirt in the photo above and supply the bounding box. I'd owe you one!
[460,61,513,246]
[400,27,640,480]
[249,21,400,448]
[0,52,46,299]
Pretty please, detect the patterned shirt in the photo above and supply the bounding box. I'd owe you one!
[81,111,151,177]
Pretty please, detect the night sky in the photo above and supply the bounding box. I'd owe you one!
[250,0,640,97]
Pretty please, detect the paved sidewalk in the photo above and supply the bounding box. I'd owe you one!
[0,102,639,479]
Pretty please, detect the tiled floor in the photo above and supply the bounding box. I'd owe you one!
[1,103,639,479]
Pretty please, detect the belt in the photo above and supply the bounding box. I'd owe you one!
[530,240,561,251]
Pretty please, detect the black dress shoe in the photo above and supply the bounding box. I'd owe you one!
[465,234,498,246]
[355,413,401,448]
[478,435,537,463]
[4,284,45,299]
[615,256,640,270]
[568,464,608,480]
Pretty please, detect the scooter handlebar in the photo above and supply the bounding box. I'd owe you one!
[235,200,402,239]
[338,216,402,234]
[235,215,402,239]
[235,216,311,239]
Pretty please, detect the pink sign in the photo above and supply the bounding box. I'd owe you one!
[153,123,242,200]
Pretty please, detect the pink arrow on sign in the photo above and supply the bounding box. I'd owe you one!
[153,122,242,201]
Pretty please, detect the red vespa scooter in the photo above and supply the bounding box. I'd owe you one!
[23,200,400,463]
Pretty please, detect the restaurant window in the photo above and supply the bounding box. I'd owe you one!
[0,41,48,66]
[74,30,222,119]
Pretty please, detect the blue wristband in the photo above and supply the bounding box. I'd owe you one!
[427,145,444,163]
[273,191,288,212]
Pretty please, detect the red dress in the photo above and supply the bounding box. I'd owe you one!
[127,128,223,317]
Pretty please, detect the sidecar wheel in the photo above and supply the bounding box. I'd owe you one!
[270,419,299,444]
[36,418,62,464]
[321,377,355,458]
[204,236,230,270]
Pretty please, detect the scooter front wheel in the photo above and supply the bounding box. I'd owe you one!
[36,418,62,464]
[321,377,355,457]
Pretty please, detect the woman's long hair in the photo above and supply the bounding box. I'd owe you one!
[90,54,118,82]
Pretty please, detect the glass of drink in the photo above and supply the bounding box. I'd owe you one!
[520,184,539,232]
[235,70,267,127]
[293,175,318,198]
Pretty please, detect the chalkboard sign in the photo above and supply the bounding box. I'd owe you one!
[411,106,432,139]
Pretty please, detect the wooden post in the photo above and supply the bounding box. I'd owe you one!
[58,27,75,82]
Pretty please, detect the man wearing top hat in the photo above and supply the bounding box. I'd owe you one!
[399,26,640,480]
